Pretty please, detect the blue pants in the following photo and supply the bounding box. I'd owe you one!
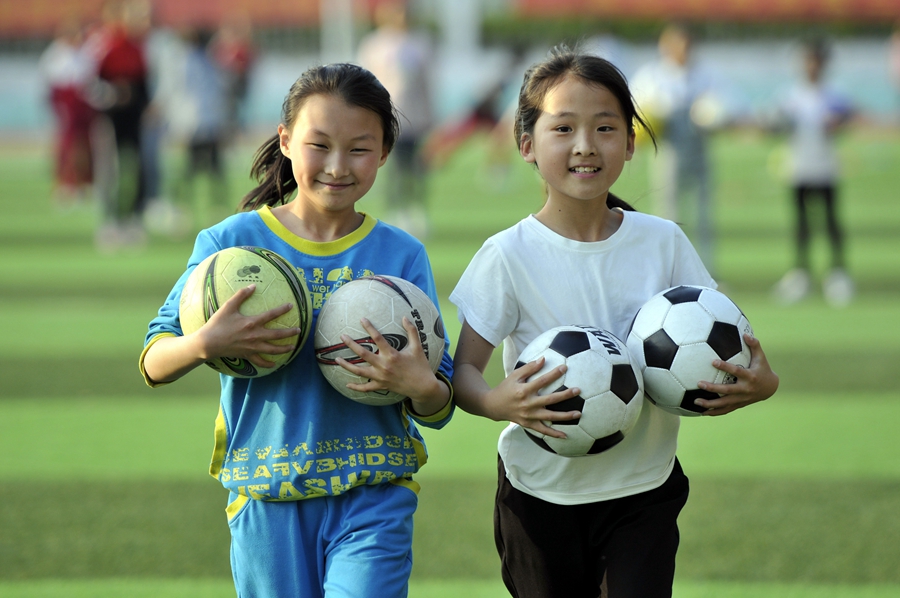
[227,483,418,598]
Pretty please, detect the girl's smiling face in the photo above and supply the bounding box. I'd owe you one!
[278,93,388,215]
[520,74,635,208]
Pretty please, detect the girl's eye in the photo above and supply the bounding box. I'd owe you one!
[351,148,372,153]
[555,126,572,133]
[309,143,327,149]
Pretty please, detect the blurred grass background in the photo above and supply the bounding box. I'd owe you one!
[0,125,898,597]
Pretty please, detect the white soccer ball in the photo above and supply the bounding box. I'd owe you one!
[314,275,446,406]
[626,285,753,417]
[517,325,644,457]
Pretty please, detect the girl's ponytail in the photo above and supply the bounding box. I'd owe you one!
[607,192,636,212]
[239,135,298,211]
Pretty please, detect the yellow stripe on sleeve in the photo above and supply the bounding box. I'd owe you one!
[138,333,177,388]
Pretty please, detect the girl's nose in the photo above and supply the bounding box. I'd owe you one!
[573,132,597,156]
[324,153,349,178]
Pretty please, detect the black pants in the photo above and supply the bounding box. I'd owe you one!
[188,138,223,176]
[494,456,689,598]
[793,184,845,270]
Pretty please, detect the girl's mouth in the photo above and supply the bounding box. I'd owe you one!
[319,180,353,189]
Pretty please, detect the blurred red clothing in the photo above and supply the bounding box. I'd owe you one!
[39,31,97,191]
[97,26,147,83]
[50,86,95,187]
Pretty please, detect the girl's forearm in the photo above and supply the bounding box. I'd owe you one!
[142,335,208,384]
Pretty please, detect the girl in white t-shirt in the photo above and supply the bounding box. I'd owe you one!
[450,46,779,598]
[770,37,855,307]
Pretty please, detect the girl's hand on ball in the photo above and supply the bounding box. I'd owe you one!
[694,334,779,416]
[199,284,300,365]
[337,317,447,413]
[490,357,581,439]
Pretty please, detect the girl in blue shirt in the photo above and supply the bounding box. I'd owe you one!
[141,63,453,598]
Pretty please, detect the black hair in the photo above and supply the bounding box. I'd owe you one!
[514,45,657,212]
[803,35,831,65]
[240,63,401,211]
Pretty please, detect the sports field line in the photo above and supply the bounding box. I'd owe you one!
[0,579,897,598]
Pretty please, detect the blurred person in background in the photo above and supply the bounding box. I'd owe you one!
[38,18,97,208]
[211,12,257,144]
[140,14,193,238]
[357,0,433,239]
[175,26,229,230]
[137,0,186,236]
[768,37,855,307]
[88,0,151,252]
[631,23,730,279]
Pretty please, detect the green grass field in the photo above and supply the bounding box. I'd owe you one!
[1,125,898,598]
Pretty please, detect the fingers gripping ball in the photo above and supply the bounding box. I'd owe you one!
[517,325,644,457]
[626,285,753,416]
[179,246,313,378]
[314,275,446,406]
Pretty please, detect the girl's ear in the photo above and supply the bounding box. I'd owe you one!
[378,146,389,167]
[625,130,636,161]
[519,133,536,164]
[277,124,291,158]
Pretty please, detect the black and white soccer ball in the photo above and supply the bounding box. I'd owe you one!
[515,325,644,457]
[626,285,753,417]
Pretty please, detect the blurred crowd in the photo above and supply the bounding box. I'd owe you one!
[35,0,899,306]
[38,0,256,252]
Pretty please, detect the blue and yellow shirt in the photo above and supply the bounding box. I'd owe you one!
[141,207,453,501]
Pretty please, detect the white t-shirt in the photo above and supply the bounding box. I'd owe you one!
[450,211,715,505]
[780,81,851,185]
[38,39,95,89]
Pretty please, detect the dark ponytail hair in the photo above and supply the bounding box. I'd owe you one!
[515,45,657,212]
[240,63,401,211]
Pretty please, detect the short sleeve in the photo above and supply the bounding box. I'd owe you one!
[449,240,519,348]
[670,225,716,289]
[143,229,223,347]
